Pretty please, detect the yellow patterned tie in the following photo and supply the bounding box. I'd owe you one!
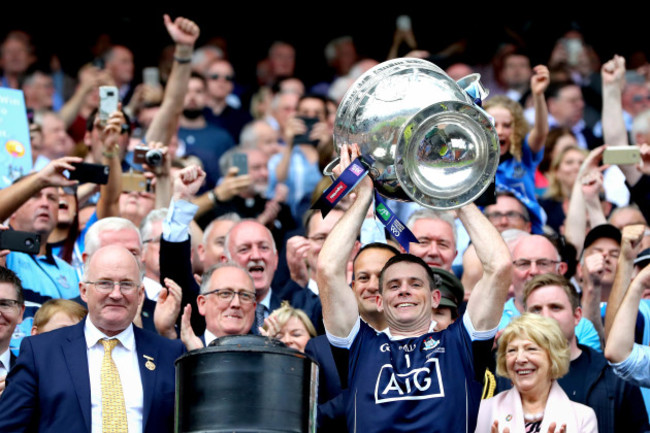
[100,339,128,432]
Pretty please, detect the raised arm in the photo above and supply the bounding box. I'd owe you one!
[580,238,618,346]
[605,262,650,363]
[141,141,172,210]
[0,156,81,222]
[601,55,643,186]
[527,65,550,153]
[95,109,124,219]
[564,145,607,258]
[58,66,110,128]
[459,203,512,331]
[145,14,199,145]
[316,144,373,338]
[604,224,645,339]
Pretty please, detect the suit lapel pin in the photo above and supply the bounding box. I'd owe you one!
[143,354,156,370]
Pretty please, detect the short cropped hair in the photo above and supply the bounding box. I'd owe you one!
[496,313,570,380]
[523,273,579,312]
[406,209,458,248]
[0,266,24,304]
[85,217,141,257]
[379,254,436,294]
[203,213,241,246]
[140,208,167,244]
[353,242,400,271]
[200,262,254,295]
[33,299,87,330]
[224,219,277,258]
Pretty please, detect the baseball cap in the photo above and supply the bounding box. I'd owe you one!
[635,248,650,268]
[583,224,622,252]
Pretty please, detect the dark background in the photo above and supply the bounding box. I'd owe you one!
[4,5,646,92]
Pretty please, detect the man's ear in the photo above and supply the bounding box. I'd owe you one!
[558,261,568,276]
[80,282,88,303]
[431,289,441,309]
[197,243,205,263]
[574,305,583,327]
[197,295,207,316]
[376,294,384,313]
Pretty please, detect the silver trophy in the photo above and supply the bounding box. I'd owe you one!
[326,58,499,210]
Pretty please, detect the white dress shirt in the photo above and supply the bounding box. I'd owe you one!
[85,320,143,433]
[143,276,163,301]
[204,329,218,347]
[0,347,10,377]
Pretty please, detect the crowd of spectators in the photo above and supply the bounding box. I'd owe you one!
[1,12,650,433]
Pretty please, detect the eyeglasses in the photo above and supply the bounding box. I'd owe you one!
[208,74,234,82]
[203,288,256,304]
[485,211,528,222]
[143,235,161,244]
[85,280,139,294]
[512,259,560,271]
[0,299,22,312]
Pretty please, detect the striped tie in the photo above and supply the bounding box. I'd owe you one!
[100,339,127,432]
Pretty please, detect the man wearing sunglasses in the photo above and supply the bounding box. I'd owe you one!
[204,59,252,142]
[178,72,234,190]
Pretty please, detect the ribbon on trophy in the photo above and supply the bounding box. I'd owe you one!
[312,157,418,252]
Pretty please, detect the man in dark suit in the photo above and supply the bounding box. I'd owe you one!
[173,262,257,350]
[224,219,323,334]
[0,245,185,433]
[0,267,24,398]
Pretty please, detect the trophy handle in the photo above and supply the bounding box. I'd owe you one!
[323,157,340,181]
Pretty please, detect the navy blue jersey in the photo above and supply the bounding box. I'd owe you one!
[344,318,485,433]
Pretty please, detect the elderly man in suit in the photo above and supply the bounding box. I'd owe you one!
[0,245,184,433]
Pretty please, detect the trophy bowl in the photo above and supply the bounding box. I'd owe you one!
[329,58,499,210]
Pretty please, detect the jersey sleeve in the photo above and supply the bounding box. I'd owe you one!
[326,316,361,350]
[462,312,498,341]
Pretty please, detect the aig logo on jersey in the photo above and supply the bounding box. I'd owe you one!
[374,358,444,403]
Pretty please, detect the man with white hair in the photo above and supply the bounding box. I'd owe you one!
[406,208,458,271]
[81,216,161,332]
[223,218,323,334]
[239,119,282,158]
[0,245,184,433]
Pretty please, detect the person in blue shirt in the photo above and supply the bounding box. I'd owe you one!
[484,65,550,234]
[0,157,82,354]
[316,144,512,433]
